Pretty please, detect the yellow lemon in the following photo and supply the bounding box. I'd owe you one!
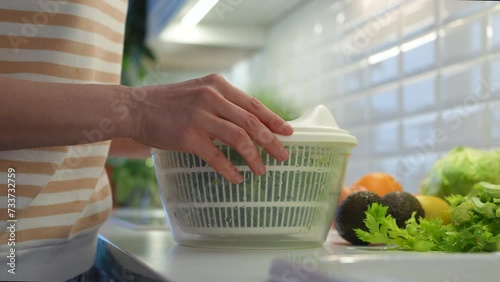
[415,195,451,225]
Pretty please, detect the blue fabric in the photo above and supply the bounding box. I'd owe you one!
[65,266,112,282]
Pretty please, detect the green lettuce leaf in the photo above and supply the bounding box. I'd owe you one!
[356,182,500,252]
[420,147,500,198]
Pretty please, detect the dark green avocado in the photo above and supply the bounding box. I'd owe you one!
[335,191,382,245]
[381,191,425,228]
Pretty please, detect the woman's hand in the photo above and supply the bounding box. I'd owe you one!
[130,74,294,184]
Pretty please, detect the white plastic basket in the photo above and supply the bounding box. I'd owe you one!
[153,105,357,248]
[154,143,350,236]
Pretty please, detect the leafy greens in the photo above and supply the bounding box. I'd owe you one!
[355,182,500,252]
[419,147,500,198]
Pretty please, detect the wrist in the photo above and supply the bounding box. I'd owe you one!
[109,85,140,140]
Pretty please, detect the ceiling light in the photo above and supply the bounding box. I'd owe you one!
[181,0,219,28]
[336,12,345,24]
[314,23,323,35]
[487,24,493,39]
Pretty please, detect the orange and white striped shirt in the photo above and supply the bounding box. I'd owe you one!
[0,1,127,281]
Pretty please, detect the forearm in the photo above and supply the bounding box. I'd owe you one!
[0,77,134,150]
[0,73,294,184]
[109,138,151,159]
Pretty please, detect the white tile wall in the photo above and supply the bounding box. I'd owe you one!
[342,65,367,94]
[370,86,400,121]
[440,63,483,108]
[491,9,500,50]
[441,17,484,66]
[371,121,400,156]
[440,0,486,22]
[488,58,500,96]
[348,127,371,160]
[401,0,436,38]
[403,75,436,114]
[371,55,399,85]
[402,113,438,151]
[439,105,487,150]
[403,39,436,75]
[227,0,500,193]
[490,102,500,142]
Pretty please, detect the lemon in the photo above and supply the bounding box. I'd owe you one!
[415,195,451,225]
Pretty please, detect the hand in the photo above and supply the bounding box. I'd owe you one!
[130,74,294,184]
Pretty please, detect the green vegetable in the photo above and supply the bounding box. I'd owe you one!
[111,158,161,207]
[169,143,350,229]
[469,197,497,219]
[165,96,340,229]
[476,181,500,198]
[248,88,301,121]
[451,200,474,224]
[420,147,500,198]
[355,182,500,252]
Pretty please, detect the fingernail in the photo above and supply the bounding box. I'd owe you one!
[234,173,244,184]
[257,165,266,176]
[280,148,289,161]
[284,122,293,133]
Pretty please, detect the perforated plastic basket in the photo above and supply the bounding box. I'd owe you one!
[153,105,357,248]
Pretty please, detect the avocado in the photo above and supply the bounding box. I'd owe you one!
[335,191,382,245]
[381,192,425,228]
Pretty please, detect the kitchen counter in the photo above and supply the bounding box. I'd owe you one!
[97,210,500,282]
[97,220,353,282]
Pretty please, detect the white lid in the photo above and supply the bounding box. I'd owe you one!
[276,105,357,145]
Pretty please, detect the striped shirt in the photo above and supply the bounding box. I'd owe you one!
[0,1,127,281]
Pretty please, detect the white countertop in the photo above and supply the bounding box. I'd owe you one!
[99,217,370,282]
[99,211,500,282]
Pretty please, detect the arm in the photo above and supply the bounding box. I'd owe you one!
[109,138,151,159]
[2,77,149,158]
[0,76,131,149]
[1,74,294,183]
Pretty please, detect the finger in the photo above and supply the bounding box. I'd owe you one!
[195,111,267,176]
[215,102,289,162]
[201,74,294,136]
[229,92,294,136]
[190,138,244,184]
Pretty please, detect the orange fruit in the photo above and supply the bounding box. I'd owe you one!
[354,172,403,197]
[338,185,368,205]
